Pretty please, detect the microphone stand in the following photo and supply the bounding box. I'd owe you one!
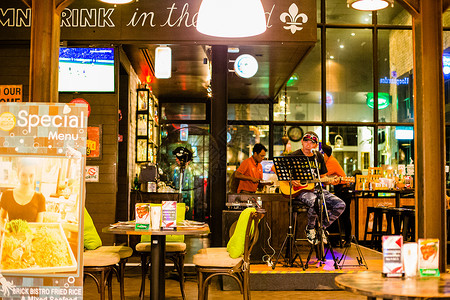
[304,151,339,269]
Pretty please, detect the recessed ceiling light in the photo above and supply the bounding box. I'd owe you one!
[340,45,344,49]
[351,32,356,36]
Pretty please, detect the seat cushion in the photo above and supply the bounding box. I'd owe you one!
[193,248,242,267]
[226,207,256,258]
[84,208,102,250]
[136,242,186,252]
[93,245,133,259]
[84,250,120,267]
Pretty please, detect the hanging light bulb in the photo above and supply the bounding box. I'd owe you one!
[347,0,393,11]
[98,0,135,4]
[196,0,266,38]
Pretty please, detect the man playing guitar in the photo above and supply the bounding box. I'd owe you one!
[279,131,346,245]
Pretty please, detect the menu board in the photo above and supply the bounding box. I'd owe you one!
[0,103,87,299]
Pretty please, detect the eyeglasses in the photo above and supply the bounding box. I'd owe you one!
[302,134,318,143]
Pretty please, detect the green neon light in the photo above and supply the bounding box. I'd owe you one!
[287,73,299,87]
[366,92,391,110]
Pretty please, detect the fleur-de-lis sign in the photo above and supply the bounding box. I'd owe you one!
[280,3,308,34]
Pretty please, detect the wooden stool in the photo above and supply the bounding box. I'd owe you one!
[364,207,393,250]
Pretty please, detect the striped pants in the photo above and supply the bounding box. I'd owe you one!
[295,189,346,229]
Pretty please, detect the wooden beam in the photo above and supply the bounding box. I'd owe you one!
[21,0,31,8]
[56,0,75,14]
[396,0,420,17]
[412,0,446,273]
[28,0,73,102]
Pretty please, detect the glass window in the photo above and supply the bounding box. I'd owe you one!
[377,126,414,167]
[227,125,270,167]
[228,104,269,121]
[377,5,412,25]
[326,126,374,175]
[378,29,413,123]
[275,29,321,122]
[444,32,450,122]
[161,103,206,120]
[326,28,373,122]
[326,0,372,25]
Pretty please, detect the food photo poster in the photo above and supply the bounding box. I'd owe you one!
[0,103,87,299]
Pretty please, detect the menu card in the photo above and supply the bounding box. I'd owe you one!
[161,201,177,230]
[418,238,440,277]
[382,235,403,277]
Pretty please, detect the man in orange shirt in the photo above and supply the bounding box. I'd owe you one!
[235,143,267,193]
[322,144,352,247]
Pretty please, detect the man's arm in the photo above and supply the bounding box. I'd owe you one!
[234,170,260,183]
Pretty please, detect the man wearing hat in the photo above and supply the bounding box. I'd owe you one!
[289,131,346,245]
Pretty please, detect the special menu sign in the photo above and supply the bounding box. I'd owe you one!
[0,0,316,44]
[0,103,87,299]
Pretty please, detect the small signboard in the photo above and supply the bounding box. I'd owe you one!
[161,201,177,230]
[0,102,87,298]
[418,238,440,277]
[0,85,22,102]
[85,165,99,182]
[382,235,403,277]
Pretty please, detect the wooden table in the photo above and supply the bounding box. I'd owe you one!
[103,225,210,300]
[335,271,450,299]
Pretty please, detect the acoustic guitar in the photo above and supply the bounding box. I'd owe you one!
[279,176,355,198]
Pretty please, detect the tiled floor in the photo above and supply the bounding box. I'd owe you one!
[82,266,367,299]
[83,236,376,299]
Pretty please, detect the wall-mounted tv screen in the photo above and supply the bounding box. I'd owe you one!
[58,47,115,93]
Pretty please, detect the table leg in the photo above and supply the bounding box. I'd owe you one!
[150,235,166,300]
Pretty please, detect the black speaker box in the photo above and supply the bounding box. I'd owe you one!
[222,210,267,264]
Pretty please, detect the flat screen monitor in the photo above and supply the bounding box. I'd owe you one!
[58,47,115,93]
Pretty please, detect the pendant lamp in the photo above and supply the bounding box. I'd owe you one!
[98,0,134,4]
[196,0,266,38]
[347,0,393,11]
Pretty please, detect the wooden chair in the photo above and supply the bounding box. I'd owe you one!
[193,208,265,300]
[84,251,120,300]
[84,209,133,300]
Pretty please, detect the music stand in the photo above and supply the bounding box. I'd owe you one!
[271,155,316,270]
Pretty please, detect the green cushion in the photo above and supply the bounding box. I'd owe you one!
[84,208,102,250]
[141,203,186,243]
[226,207,256,258]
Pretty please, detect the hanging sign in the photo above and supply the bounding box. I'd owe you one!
[0,0,317,44]
[0,102,88,299]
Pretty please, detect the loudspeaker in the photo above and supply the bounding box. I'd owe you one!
[222,210,267,264]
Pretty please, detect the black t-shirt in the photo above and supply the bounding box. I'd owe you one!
[289,149,328,179]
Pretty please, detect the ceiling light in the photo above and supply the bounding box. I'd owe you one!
[196,0,266,38]
[339,45,344,49]
[347,0,393,11]
[97,0,135,4]
[155,46,171,79]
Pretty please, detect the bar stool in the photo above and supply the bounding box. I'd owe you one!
[363,206,392,250]
[400,208,415,242]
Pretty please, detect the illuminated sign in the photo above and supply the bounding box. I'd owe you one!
[379,77,409,85]
[366,92,391,110]
[395,126,414,140]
